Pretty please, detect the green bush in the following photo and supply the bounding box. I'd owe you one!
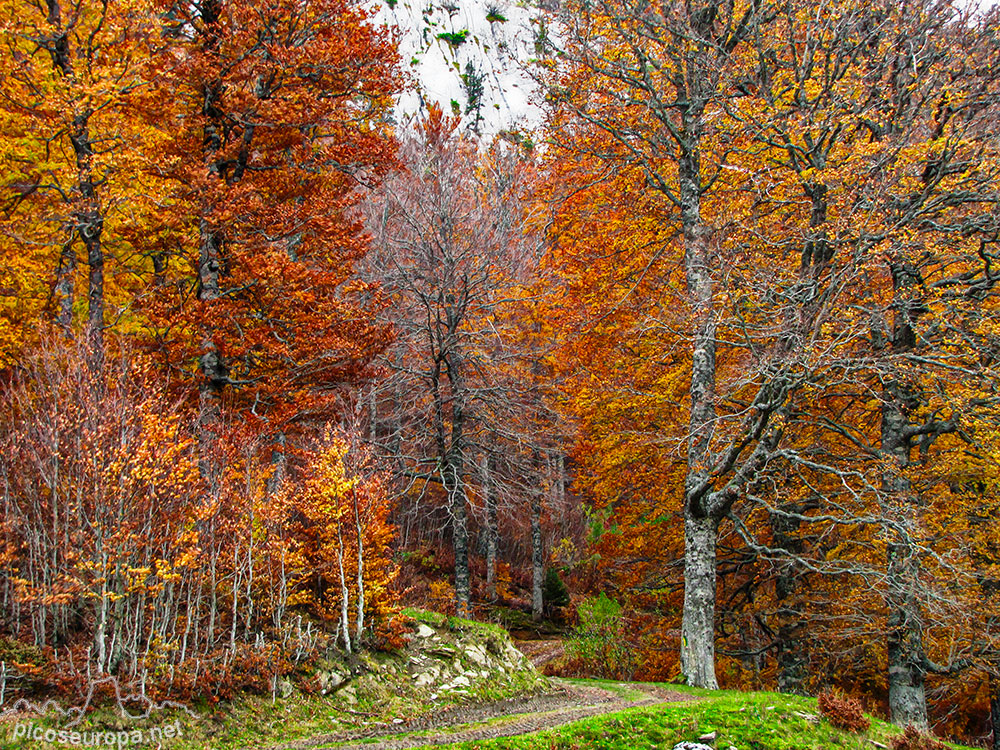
[566,593,634,679]
[542,568,570,611]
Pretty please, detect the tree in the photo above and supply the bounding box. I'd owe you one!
[289,427,398,652]
[541,0,1000,712]
[141,0,400,467]
[363,107,543,616]
[0,0,162,361]
[541,0,811,689]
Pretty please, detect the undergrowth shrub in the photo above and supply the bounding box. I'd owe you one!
[542,568,570,612]
[565,593,635,679]
[890,726,948,750]
[818,689,871,732]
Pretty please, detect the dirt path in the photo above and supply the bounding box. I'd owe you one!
[513,639,565,671]
[270,679,693,750]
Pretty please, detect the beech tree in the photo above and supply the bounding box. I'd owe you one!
[363,108,543,616]
[542,0,793,689]
[0,0,162,361]
[142,0,399,467]
[541,0,1000,713]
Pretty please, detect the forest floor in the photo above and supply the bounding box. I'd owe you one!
[254,679,952,750]
[0,616,972,750]
[268,679,691,749]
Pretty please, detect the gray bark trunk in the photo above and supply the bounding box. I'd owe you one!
[353,486,365,643]
[531,456,543,622]
[266,433,287,495]
[54,243,76,335]
[679,111,719,689]
[70,110,104,360]
[882,385,928,729]
[46,1,75,335]
[195,0,227,485]
[880,258,929,730]
[337,520,352,654]
[680,514,719,689]
[445,454,470,617]
[435,349,470,618]
[554,455,565,524]
[482,454,497,602]
[42,1,103,354]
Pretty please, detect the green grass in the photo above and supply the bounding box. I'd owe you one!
[400,607,509,638]
[1,692,371,750]
[4,681,978,750]
[402,607,447,627]
[413,685,974,750]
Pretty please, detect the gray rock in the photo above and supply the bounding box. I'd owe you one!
[277,678,293,699]
[416,623,436,638]
[464,644,489,666]
[316,670,344,693]
[673,743,714,750]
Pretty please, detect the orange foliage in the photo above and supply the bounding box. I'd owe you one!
[0,338,398,699]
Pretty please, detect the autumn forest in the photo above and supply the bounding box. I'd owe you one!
[1,0,1000,746]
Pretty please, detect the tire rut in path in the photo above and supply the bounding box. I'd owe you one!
[270,680,693,750]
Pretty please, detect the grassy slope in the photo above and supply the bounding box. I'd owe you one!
[419,682,974,750]
[1,611,541,750]
[3,678,977,750]
[1,610,977,750]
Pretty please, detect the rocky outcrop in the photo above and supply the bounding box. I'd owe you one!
[402,613,544,700]
[313,611,548,712]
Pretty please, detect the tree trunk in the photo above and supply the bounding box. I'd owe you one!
[42,1,104,353]
[990,672,1000,750]
[530,455,543,622]
[267,432,286,495]
[54,242,76,335]
[445,454,470,617]
[482,454,498,602]
[195,0,227,485]
[337,520,352,654]
[679,117,719,689]
[441,352,471,617]
[353,486,365,643]
[880,251,930,728]
[44,0,76,336]
[69,110,104,360]
[881,385,928,729]
[680,513,719,689]
[771,506,808,695]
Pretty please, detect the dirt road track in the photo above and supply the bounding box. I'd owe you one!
[271,679,692,750]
